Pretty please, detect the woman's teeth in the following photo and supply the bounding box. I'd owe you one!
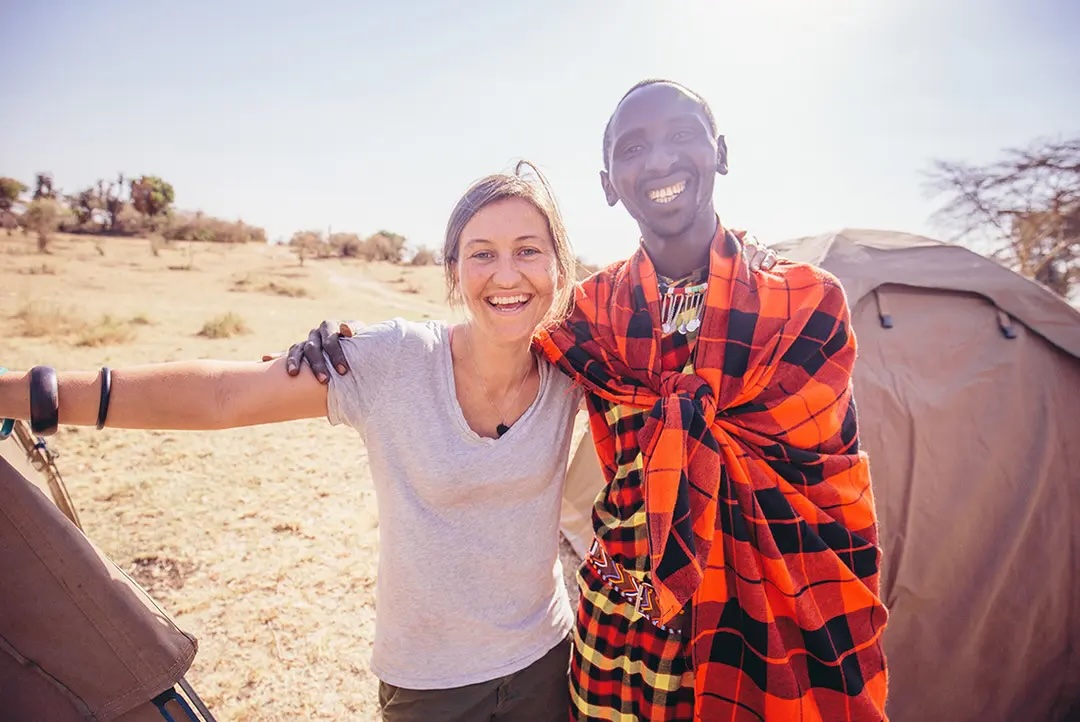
[486,294,531,312]
[648,180,687,204]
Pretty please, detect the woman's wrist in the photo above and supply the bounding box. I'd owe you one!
[0,368,30,427]
[0,366,19,439]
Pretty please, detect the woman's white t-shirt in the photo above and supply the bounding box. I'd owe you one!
[325,317,581,689]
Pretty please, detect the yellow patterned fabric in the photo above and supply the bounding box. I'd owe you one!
[570,270,705,720]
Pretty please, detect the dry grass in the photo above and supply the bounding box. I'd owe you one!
[14,302,78,337]
[76,314,138,347]
[199,311,250,339]
[0,232,580,720]
[12,302,141,347]
[232,273,310,298]
[18,262,57,275]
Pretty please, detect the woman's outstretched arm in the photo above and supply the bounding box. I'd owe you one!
[0,357,327,431]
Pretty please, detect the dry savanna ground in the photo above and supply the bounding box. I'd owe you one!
[1,232,583,720]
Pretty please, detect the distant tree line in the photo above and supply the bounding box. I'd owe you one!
[288,229,439,266]
[15,135,1074,295]
[0,171,438,265]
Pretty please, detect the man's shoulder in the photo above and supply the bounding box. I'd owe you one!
[755,260,850,318]
[763,258,842,289]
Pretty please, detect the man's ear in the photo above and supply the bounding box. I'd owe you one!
[600,170,619,207]
[716,134,729,176]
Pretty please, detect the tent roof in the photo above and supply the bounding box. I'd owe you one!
[771,228,1080,360]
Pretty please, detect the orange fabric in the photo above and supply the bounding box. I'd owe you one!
[536,225,889,720]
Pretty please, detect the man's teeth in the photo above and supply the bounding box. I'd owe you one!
[648,181,687,204]
[488,294,530,306]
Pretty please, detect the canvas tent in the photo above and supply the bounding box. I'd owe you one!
[0,427,207,720]
[559,228,1080,722]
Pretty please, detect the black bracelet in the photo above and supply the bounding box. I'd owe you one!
[29,365,59,436]
[96,367,112,430]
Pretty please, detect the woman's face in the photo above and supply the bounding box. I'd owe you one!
[455,196,560,344]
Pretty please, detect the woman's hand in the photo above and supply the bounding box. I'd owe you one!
[744,235,779,272]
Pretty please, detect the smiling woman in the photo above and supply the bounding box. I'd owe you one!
[0,161,587,722]
[455,197,560,343]
[438,164,578,443]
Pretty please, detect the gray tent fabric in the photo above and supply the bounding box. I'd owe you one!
[0,436,199,720]
[560,228,1080,722]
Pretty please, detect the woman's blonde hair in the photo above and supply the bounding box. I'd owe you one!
[442,160,576,327]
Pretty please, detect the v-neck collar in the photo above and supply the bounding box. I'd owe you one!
[440,324,548,446]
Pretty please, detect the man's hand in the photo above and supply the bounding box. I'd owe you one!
[261,320,358,384]
[744,235,779,272]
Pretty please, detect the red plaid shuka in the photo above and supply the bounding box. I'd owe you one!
[537,225,889,721]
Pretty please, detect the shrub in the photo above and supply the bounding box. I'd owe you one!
[163,212,267,244]
[198,312,250,338]
[409,247,438,266]
[76,315,137,347]
[362,231,407,262]
[289,230,336,261]
[328,232,363,258]
[115,204,147,234]
[21,198,67,252]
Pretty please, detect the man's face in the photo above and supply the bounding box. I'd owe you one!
[601,83,725,239]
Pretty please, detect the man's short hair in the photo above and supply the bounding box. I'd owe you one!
[602,79,719,171]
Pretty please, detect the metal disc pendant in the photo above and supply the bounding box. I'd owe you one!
[496,423,510,437]
[686,318,701,333]
[662,322,674,334]
[678,322,688,334]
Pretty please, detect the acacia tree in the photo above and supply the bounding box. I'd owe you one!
[0,177,26,235]
[66,186,102,227]
[97,173,127,232]
[289,229,328,266]
[926,136,1080,298]
[0,177,26,211]
[365,230,407,262]
[32,173,57,200]
[130,175,175,228]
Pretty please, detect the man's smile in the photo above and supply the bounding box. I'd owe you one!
[647,180,687,204]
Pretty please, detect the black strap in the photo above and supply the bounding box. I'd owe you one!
[29,366,58,436]
[873,289,893,329]
[96,367,112,430]
[996,310,1018,339]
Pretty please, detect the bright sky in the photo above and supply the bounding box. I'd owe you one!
[2,0,1077,264]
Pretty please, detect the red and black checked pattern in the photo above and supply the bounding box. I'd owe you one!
[538,226,889,721]
[583,270,700,580]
